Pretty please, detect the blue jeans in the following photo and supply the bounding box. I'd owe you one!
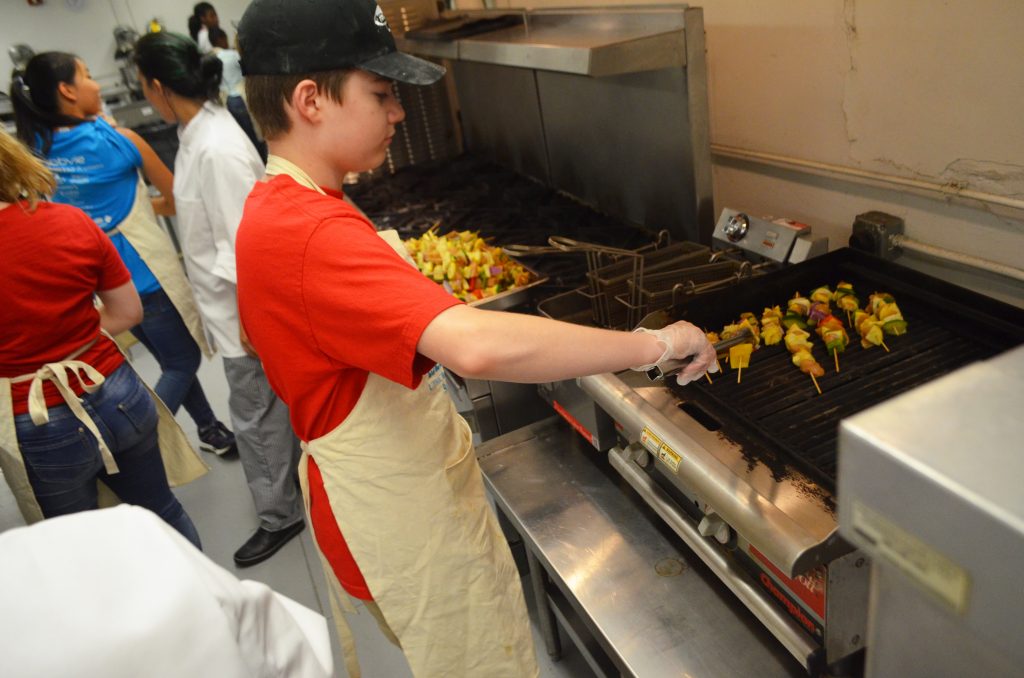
[15,362,201,548]
[131,288,217,430]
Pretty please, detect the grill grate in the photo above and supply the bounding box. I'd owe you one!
[345,155,656,288]
[664,249,1024,492]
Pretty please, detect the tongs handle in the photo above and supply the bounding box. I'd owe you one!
[646,328,753,381]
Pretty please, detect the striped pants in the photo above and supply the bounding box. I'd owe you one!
[223,355,303,531]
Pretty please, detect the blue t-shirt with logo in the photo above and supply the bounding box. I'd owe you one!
[45,119,162,295]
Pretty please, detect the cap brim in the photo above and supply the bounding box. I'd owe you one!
[360,51,446,86]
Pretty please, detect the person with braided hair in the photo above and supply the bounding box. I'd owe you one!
[135,32,305,566]
[9,52,237,457]
[188,2,219,55]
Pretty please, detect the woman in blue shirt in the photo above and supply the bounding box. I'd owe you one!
[11,52,235,455]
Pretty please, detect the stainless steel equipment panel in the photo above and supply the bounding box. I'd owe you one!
[452,60,551,184]
[838,345,1024,677]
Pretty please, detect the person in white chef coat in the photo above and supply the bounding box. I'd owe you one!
[0,505,332,678]
[133,31,306,568]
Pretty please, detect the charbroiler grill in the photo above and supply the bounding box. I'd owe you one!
[578,245,1024,672]
[342,4,1024,674]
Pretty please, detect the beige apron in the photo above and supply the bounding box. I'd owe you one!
[112,178,211,358]
[0,336,208,525]
[268,156,538,678]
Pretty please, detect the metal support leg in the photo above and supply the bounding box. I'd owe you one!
[526,548,562,661]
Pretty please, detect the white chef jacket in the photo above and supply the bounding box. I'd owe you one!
[0,506,333,678]
[216,48,246,98]
[174,102,264,358]
[197,26,213,54]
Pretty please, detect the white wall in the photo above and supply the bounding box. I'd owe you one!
[1,0,250,87]
[472,0,1024,305]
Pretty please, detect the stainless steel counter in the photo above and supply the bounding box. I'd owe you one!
[477,416,806,677]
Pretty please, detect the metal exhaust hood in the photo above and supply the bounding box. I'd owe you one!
[397,6,692,77]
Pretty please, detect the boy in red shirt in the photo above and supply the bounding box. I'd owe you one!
[235,1,717,675]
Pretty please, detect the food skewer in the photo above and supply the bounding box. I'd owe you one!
[833,281,860,328]
[760,306,784,346]
[784,324,826,395]
[815,313,848,373]
[646,328,752,381]
[703,329,719,382]
[729,343,753,384]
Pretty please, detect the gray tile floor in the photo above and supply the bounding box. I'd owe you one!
[0,347,593,678]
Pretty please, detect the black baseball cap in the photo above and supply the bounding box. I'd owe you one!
[238,0,445,85]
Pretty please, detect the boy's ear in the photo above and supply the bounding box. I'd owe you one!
[289,79,324,126]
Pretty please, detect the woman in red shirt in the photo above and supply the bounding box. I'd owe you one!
[0,129,200,547]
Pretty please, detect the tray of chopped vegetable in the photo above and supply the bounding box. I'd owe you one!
[404,229,549,311]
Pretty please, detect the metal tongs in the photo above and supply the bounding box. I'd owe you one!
[634,309,753,381]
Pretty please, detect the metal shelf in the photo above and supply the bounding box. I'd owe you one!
[397,8,691,76]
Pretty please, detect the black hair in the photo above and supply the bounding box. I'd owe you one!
[134,32,222,102]
[9,52,88,156]
[208,26,229,49]
[188,3,216,41]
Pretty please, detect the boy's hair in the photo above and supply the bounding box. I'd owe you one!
[244,69,352,140]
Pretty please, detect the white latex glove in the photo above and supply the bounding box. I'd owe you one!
[631,321,720,385]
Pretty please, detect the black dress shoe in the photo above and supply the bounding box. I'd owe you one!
[233,520,305,568]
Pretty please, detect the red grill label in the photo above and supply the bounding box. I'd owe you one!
[552,400,598,448]
[750,545,826,619]
[749,545,826,638]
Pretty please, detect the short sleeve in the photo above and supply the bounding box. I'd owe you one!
[302,216,461,387]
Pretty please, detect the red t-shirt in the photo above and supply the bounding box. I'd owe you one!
[0,201,129,415]
[236,175,461,599]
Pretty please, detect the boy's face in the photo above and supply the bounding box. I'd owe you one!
[321,70,406,173]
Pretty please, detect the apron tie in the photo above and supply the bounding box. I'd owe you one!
[11,339,119,475]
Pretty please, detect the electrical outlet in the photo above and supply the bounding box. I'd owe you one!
[849,211,905,259]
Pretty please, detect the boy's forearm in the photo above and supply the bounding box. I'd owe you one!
[418,305,663,382]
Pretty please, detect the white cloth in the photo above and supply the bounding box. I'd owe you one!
[0,505,332,678]
[216,48,245,98]
[197,26,213,54]
[174,102,264,358]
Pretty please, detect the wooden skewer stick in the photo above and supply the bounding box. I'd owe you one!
[737,366,743,384]
[704,372,714,384]
[834,349,841,373]
[810,372,822,395]
[881,340,890,353]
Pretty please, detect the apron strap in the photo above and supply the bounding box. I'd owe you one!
[10,338,119,475]
[265,155,327,195]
